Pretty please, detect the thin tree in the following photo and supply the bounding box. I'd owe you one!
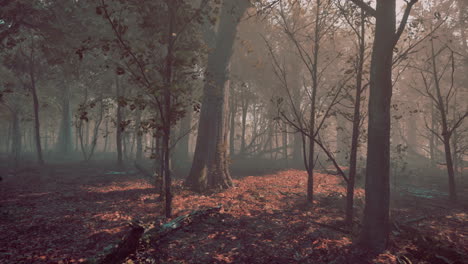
[349,0,418,251]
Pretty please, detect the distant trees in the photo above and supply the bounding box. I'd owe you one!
[407,3,468,201]
[266,0,348,205]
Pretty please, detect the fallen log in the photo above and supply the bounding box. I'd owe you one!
[97,222,145,264]
[143,206,222,246]
[89,206,222,264]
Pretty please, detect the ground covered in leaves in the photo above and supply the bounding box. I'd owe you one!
[0,161,466,264]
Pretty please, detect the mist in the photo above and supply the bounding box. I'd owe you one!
[0,0,467,263]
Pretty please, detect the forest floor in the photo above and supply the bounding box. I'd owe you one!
[0,161,467,264]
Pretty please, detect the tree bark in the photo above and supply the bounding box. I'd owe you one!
[185,0,249,192]
[359,0,396,251]
[162,5,175,218]
[305,0,322,205]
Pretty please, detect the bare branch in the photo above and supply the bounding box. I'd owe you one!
[348,0,376,17]
[394,0,419,47]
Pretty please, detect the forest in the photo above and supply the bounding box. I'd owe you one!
[0,0,467,263]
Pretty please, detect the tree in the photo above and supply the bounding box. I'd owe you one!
[24,34,45,165]
[185,0,250,192]
[413,28,467,202]
[335,2,369,227]
[349,0,418,251]
[98,0,210,217]
[267,0,351,205]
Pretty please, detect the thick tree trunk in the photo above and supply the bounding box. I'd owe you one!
[185,0,249,192]
[359,0,396,251]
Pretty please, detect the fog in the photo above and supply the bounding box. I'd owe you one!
[0,0,467,263]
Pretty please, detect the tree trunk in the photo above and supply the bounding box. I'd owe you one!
[359,0,396,251]
[305,0,322,205]
[336,114,349,164]
[429,37,457,202]
[345,9,365,227]
[442,134,457,201]
[291,68,303,166]
[185,0,249,192]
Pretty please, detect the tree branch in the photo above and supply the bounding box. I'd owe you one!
[394,0,419,47]
[348,0,376,17]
